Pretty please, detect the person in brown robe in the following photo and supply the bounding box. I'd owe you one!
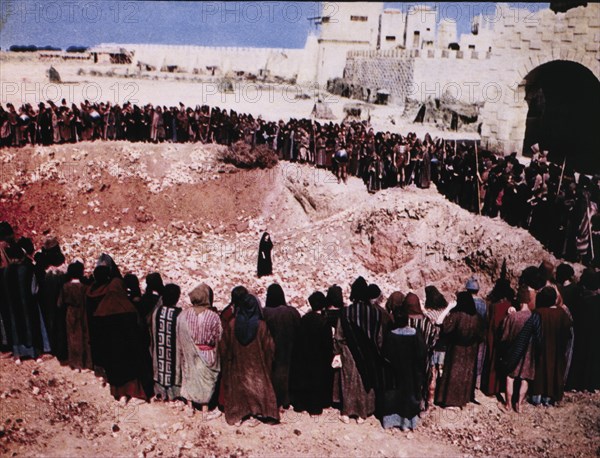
[220,293,279,426]
[87,255,149,402]
[60,261,92,371]
[481,278,514,397]
[566,269,600,392]
[217,285,249,409]
[499,285,534,412]
[401,292,437,409]
[262,283,301,409]
[334,277,384,423]
[530,287,572,405]
[435,292,484,408]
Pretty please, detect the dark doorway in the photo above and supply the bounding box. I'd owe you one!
[522,60,600,174]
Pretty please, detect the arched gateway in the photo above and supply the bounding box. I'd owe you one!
[522,60,600,174]
[479,3,600,174]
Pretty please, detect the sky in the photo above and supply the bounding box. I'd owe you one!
[0,1,550,50]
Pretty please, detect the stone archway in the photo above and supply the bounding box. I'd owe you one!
[521,60,600,174]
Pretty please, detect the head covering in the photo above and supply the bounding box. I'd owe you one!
[259,232,273,251]
[189,283,212,308]
[234,294,262,346]
[0,221,14,241]
[96,253,121,279]
[453,291,477,315]
[67,261,84,280]
[538,260,555,283]
[520,266,545,290]
[401,292,422,316]
[162,283,181,307]
[489,278,515,302]
[465,276,479,292]
[385,291,405,315]
[5,242,25,261]
[230,285,249,309]
[123,274,141,298]
[424,285,447,311]
[326,284,343,309]
[350,276,369,303]
[555,263,575,285]
[42,237,65,267]
[308,291,327,312]
[392,307,409,328]
[516,284,531,305]
[367,284,382,301]
[92,265,111,286]
[17,237,34,256]
[145,272,164,295]
[265,283,286,308]
[580,268,599,291]
[536,287,557,309]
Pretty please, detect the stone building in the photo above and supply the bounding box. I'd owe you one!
[333,2,600,172]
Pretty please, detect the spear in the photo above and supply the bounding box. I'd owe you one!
[557,156,566,199]
[475,141,481,215]
[587,197,595,261]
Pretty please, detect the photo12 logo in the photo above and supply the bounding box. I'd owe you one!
[199,2,322,24]
[1,1,140,24]
[0,81,140,105]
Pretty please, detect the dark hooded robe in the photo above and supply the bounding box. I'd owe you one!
[257,232,273,278]
[435,292,484,408]
[220,294,279,425]
[37,241,68,361]
[87,260,149,400]
[60,262,93,370]
[290,292,334,415]
[379,322,427,429]
[566,288,600,391]
[334,276,384,419]
[2,245,50,359]
[419,149,431,189]
[262,284,301,408]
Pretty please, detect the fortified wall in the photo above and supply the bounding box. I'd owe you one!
[94,43,309,82]
[342,48,493,104]
[478,3,600,155]
[338,3,600,164]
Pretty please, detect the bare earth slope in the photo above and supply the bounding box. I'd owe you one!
[1,143,598,457]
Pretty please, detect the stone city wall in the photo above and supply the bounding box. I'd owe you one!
[479,3,600,155]
[342,48,493,104]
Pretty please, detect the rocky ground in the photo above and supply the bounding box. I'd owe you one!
[0,355,598,458]
[1,141,598,457]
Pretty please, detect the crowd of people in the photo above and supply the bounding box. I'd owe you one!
[1,221,599,430]
[1,99,598,266]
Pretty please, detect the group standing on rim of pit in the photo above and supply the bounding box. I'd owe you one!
[1,99,598,266]
[1,219,599,430]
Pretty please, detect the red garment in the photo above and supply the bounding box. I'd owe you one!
[531,307,572,401]
[481,299,512,395]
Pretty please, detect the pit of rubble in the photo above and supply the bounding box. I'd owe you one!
[1,142,599,458]
[1,141,575,310]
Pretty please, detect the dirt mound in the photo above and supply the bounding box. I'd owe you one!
[350,189,563,294]
[0,143,598,458]
[0,143,581,308]
[219,141,279,169]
